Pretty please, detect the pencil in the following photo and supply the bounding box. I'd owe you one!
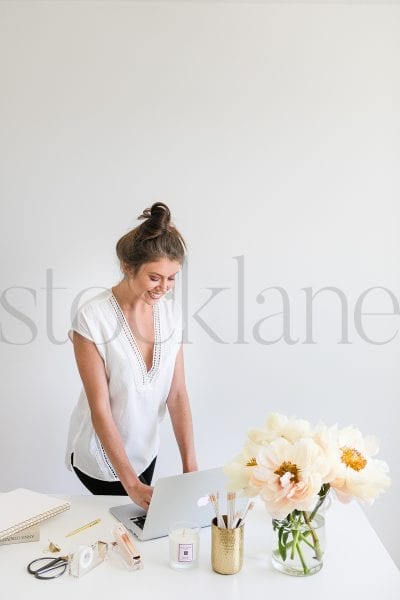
[65,518,101,537]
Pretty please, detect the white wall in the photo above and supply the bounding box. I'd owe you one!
[0,0,399,567]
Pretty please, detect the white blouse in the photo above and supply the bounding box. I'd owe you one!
[65,289,182,481]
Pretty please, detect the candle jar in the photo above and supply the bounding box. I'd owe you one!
[169,521,200,569]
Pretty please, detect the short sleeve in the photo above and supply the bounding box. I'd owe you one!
[68,306,95,343]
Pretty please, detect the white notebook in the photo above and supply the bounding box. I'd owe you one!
[0,488,71,541]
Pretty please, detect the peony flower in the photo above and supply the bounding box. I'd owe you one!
[224,441,261,497]
[248,413,311,447]
[226,416,391,511]
[328,426,391,503]
[248,437,330,519]
[225,413,391,576]
[312,422,342,483]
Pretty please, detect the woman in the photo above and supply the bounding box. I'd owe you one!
[65,203,198,510]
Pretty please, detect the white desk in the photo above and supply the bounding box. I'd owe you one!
[1,495,399,600]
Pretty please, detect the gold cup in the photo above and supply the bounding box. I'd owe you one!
[211,516,244,575]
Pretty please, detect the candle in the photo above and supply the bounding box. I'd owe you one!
[169,522,200,569]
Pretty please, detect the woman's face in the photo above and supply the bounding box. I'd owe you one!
[128,258,181,305]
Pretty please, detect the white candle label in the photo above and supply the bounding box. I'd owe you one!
[178,543,194,562]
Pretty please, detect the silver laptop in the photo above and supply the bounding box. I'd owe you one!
[109,467,228,541]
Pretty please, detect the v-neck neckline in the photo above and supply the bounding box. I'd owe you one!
[110,292,161,383]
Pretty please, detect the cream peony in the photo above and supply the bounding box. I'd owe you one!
[225,414,391,518]
[226,413,391,576]
[248,437,330,519]
[328,426,391,503]
[312,423,342,483]
[225,413,312,498]
[224,441,261,497]
[247,413,311,447]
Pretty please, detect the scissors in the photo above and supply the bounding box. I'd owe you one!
[27,556,69,580]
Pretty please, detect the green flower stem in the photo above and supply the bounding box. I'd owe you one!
[309,484,330,521]
[290,514,302,560]
[302,511,322,561]
[298,532,315,550]
[295,538,309,575]
[282,536,313,552]
[274,507,325,575]
[290,527,300,560]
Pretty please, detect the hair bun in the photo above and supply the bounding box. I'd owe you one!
[116,201,185,271]
[138,202,171,239]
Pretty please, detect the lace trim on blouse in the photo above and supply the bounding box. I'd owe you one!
[109,295,161,386]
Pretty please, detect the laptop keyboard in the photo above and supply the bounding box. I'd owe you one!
[130,515,146,530]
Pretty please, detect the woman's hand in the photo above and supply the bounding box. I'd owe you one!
[127,480,154,511]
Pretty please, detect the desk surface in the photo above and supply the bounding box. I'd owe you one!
[0,494,399,600]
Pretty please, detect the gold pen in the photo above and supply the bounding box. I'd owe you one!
[65,518,101,537]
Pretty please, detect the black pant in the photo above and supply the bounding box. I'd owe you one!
[71,454,157,495]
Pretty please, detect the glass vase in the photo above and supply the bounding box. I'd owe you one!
[271,511,325,576]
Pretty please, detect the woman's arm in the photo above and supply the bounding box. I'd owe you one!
[166,345,198,473]
[72,332,153,509]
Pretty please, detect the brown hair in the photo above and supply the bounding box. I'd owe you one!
[116,202,186,274]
